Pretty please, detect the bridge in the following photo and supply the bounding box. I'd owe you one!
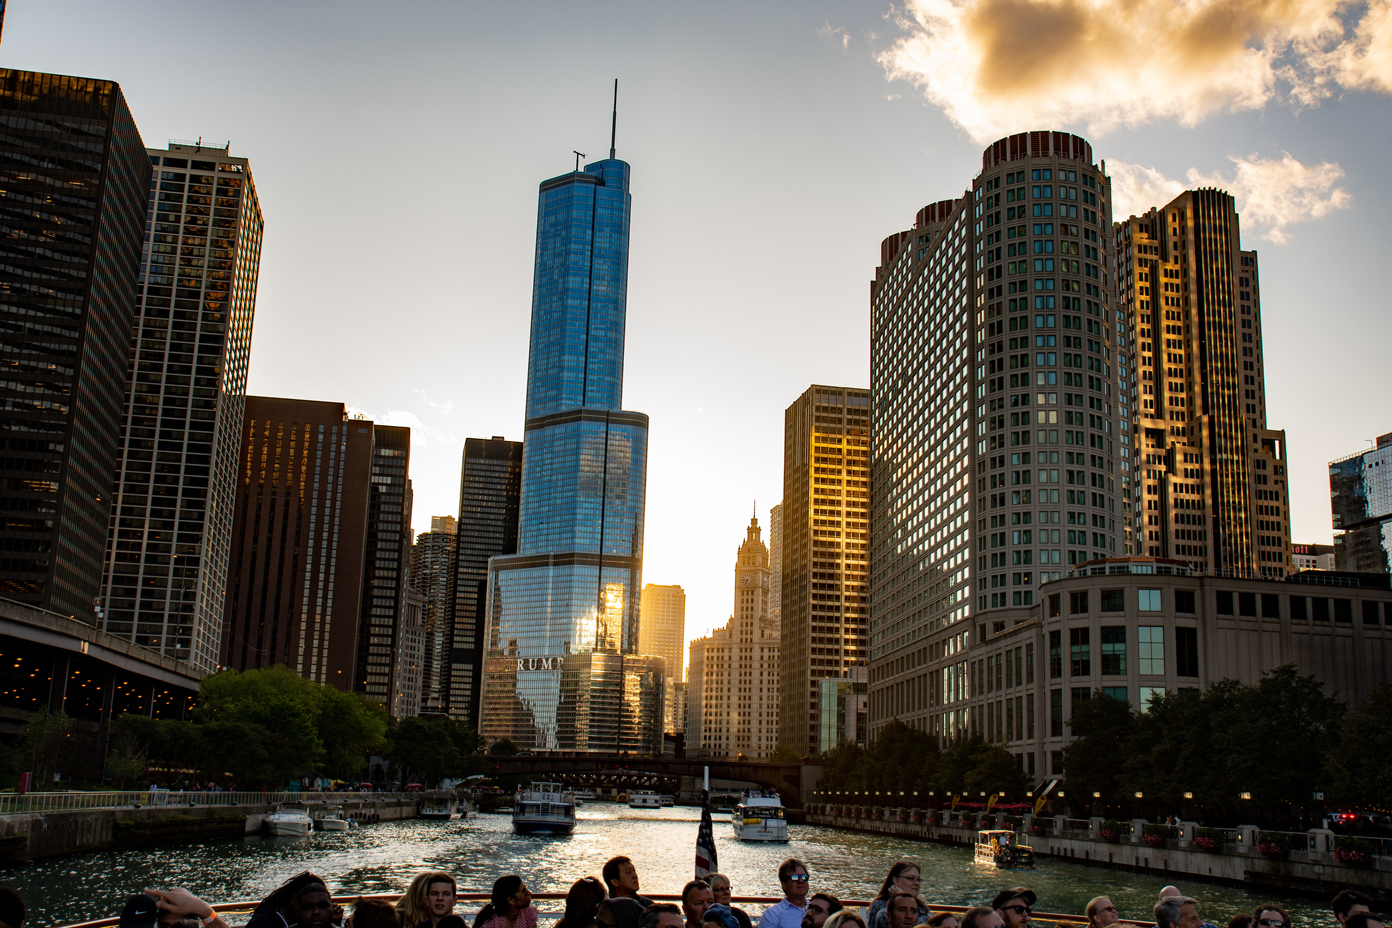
[482,755,824,805]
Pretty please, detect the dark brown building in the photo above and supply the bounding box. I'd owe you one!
[220,397,374,689]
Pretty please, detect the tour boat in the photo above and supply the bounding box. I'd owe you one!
[264,802,314,837]
[628,789,661,809]
[658,793,674,807]
[731,791,788,842]
[419,794,461,821]
[574,788,597,804]
[512,782,576,835]
[315,805,350,832]
[975,829,1035,868]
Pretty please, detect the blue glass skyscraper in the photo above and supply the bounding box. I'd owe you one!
[479,131,662,753]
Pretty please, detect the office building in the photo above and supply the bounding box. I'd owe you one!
[410,517,456,712]
[689,515,780,759]
[868,132,1119,743]
[392,586,426,720]
[1330,432,1392,572]
[356,428,411,703]
[1116,189,1291,575]
[479,136,655,753]
[971,557,1392,777]
[100,142,263,674]
[778,385,870,756]
[640,582,686,734]
[448,437,522,726]
[220,398,374,687]
[0,71,150,621]
[769,503,783,625]
[1292,543,1336,572]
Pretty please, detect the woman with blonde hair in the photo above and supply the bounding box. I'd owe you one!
[397,872,457,928]
[827,912,869,928]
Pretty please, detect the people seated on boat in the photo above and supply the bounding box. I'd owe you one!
[1155,896,1203,928]
[926,913,959,928]
[643,904,685,928]
[802,894,843,928]
[398,872,457,928]
[245,872,333,928]
[1334,892,1375,927]
[1252,907,1290,928]
[1086,897,1120,928]
[888,895,927,928]
[473,876,538,928]
[602,857,653,908]
[555,877,607,928]
[992,888,1036,928]
[347,899,399,928]
[824,911,868,928]
[1346,915,1385,928]
[1160,889,1181,902]
[960,907,1005,928]
[760,859,810,928]
[706,875,752,928]
[868,862,930,928]
[1228,917,1252,928]
[703,904,741,928]
[291,884,342,928]
[681,881,713,928]
[138,888,238,928]
[0,887,23,928]
[596,897,646,928]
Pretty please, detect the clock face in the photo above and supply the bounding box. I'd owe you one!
[742,573,755,586]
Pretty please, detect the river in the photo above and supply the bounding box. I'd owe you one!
[1,805,1337,928]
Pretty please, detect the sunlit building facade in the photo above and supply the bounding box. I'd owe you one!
[1330,432,1392,573]
[480,152,657,753]
[101,143,263,674]
[0,71,150,622]
[778,385,871,756]
[1116,190,1290,576]
[640,582,686,734]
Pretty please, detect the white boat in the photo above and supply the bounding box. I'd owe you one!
[731,791,788,842]
[512,782,576,835]
[315,805,350,832]
[658,793,674,807]
[628,789,661,809]
[264,802,314,837]
[574,788,597,803]
[419,794,460,821]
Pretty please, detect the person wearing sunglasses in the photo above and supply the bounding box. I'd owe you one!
[760,859,812,928]
[991,888,1037,928]
[1253,906,1291,928]
[1086,897,1120,928]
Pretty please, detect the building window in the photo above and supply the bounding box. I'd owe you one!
[1364,601,1381,626]
[1138,588,1162,611]
[1050,689,1063,737]
[1100,589,1124,612]
[1102,686,1128,703]
[1049,630,1062,679]
[1070,627,1090,676]
[1069,590,1089,614]
[1050,748,1063,773]
[1175,589,1196,613]
[1239,592,1257,617]
[1290,595,1308,622]
[1049,593,1061,617]
[1261,593,1280,618]
[1025,642,1034,683]
[1138,625,1164,675]
[1335,599,1353,623]
[1314,598,1330,622]
[1140,685,1166,711]
[1026,692,1035,738]
[1101,625,1126,675]
[1071,687,1091,718]
[1216,590,1234,614]
[1176,626,1198,678]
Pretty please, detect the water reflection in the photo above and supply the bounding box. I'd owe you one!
[3,806,1333,928]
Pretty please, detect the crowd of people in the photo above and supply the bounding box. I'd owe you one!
[0,858,1384,928]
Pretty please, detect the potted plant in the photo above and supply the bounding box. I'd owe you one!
[1334,836,1374,868]
[1256,832,1289,859]
[1193,827,1222,852]
[1099,818,1122,842]
[960,812,977,828]
[1142,823,1169,847]
[1004,814,1023,829]
[1029,821,1049,836]
[929,810,943,825]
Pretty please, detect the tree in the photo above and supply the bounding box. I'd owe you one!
[1328,683,1392,808]
[388,716,485,786]
[318,687,389,779]
[488,738,520,756]
[13,710,75,789]
[1061,690,1136,801]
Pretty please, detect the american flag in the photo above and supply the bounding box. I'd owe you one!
[695,789,718,878]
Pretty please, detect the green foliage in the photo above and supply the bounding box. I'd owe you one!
[814,720,1028,801]
[1327,683,1392,808]
[1060,689,1135,800]
[769,744,802,763]
[488,738,520,756]
[13,710,76,788]
[387,715,484,786]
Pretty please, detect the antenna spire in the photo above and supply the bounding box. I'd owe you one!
[609,79,618,160]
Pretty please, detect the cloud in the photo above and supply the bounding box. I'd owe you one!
[819,20,851,50]
[343,405,460,446]
[1110,152,1351,243]
[878,0,1392,141]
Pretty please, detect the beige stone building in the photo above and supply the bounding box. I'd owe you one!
[640,583,686,734]
[687,516,781,759]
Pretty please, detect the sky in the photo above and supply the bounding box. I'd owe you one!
[8,0,1392,675]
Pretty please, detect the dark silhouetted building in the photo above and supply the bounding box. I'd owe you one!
[356,426,411,703]
[410,515,455,713]
[1331,432,1392,573]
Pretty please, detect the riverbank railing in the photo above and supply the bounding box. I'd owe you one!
[0,790,415,816]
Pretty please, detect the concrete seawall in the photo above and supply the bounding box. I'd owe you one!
[807,814,1392,897]
[0,798,417,861]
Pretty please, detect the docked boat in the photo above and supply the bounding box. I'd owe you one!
[658,793,674,807]
[628,789,661,809]
[420,792,461,821]
[512,782,576,835]
[975,829,1034,868]
[315,805,350,832]
[732,791,788,842]
[264,802,314,837]
[574,788,597,804]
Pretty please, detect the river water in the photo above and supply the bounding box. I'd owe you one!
[2,805,1335,928]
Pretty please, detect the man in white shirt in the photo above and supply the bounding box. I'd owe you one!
[760,859,810,928]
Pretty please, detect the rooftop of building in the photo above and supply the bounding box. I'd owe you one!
[1054,556,1390,590]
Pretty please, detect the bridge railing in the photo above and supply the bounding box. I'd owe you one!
[0,790,414,816]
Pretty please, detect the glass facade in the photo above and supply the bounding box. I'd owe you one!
[1330,434,1392,573]
[481,156,655,752]
[100,144,263,674]
[0,70,151,621]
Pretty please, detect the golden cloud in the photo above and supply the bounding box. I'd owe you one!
[879,0,1392,140]
[1110,153,1351,243]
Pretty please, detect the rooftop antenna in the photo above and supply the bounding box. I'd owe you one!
[609,78,618,160]
[574,150,585,172]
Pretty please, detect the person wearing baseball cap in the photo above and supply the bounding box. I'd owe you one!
[991,889,1037,928]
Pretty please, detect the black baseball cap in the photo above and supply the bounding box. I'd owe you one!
[992,889,1037,911]
[119,894,160,928]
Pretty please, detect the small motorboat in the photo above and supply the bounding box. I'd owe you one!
[264,802,314,837]
[316,805,350,832]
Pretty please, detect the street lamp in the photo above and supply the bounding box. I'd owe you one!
[1240,791,1252,800]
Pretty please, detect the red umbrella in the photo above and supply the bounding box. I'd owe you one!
[359,782,374,788]
[406,782,424,789]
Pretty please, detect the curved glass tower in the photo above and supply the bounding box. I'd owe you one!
[480,152,660,753]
